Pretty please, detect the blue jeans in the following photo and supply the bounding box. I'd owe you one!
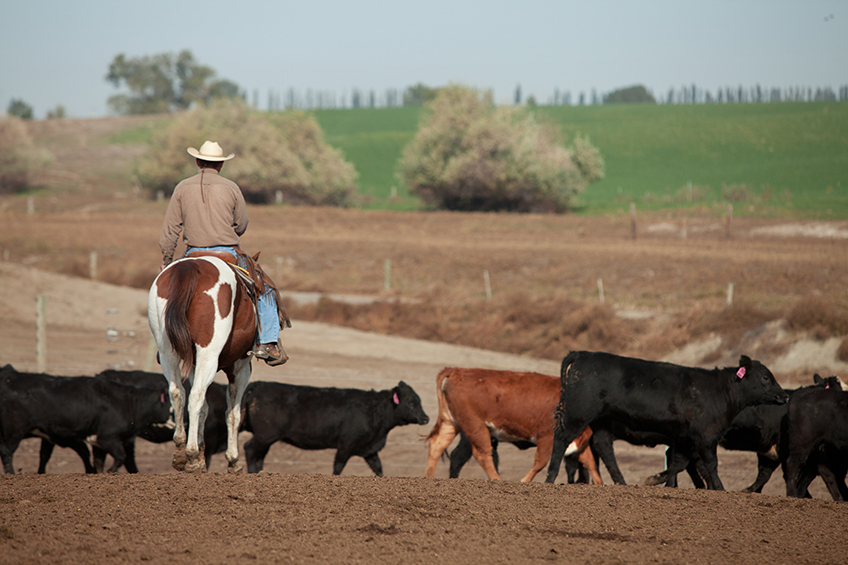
[184,246,280,345]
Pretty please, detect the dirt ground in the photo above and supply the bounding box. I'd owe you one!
[2,117,848,563]
[1,262,847,564]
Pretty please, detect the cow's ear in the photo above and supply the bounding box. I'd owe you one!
[738,355,751,368]
[814,373,823,385]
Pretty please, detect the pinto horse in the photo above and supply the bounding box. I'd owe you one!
[148,255,264,473]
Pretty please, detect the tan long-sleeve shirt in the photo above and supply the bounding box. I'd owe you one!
[159,168,249,264]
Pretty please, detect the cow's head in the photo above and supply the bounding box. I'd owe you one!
[735,355,788,406]
[813,373,848,391]
[391,381,429,426]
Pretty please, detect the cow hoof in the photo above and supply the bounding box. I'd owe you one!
[643,474,665,486]
[227,461,243,475]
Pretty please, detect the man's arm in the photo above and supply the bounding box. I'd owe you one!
[159,190,183,265]
[233,186,249,236]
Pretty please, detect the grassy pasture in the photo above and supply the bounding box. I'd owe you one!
[104,101,848,218]
[537,102,848,218]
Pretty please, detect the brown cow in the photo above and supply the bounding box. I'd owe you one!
[424,367,602,483]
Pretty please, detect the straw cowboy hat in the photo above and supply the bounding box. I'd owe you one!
[187,140,235,162]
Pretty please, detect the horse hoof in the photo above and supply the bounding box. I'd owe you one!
[185,460,207,473]
[172,454,187,472]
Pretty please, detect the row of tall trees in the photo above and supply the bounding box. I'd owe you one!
[542,83,848,107]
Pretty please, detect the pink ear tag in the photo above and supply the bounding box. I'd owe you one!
[736,367,746,379]
[393,392,400,405]
[160,392,166,403]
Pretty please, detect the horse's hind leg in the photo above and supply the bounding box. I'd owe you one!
[185,359,215,474]
[224,358,251,474]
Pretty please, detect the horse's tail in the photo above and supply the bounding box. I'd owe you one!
[164,261,199,380]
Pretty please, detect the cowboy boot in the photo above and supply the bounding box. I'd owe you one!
[255,339,288,366]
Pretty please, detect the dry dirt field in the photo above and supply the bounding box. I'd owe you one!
[1,117,848,563]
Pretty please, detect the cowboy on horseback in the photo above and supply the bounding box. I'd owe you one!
[158,140,288,366]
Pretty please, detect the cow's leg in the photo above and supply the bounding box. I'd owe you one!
[0,439,20,474]
[123,440,138,474]
[695,446,724,491]
[37,440,54,474]
[522,435,554,483]
[545,421,586,483]
[97,437,127,473]
[448,433,474,478]
[42,439,96,474]
[92,446,108,473]
[645,446,687,488]
[425,419,458,478]
[66,441,96,474]
[743,453,779,493]
[464,425,500,480]
[224,358,251,474]
[817,462,844,501]
[333,450,353,475]
[689,458,707,489]
[589,427,627,485]
[244,437,270,473]
[783,445,814,498]
[577,446,603,485]
[363,453,384,477]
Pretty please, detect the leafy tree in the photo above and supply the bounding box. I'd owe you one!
[397,85,603,213]
[0,116,52,193]
[137,98,357,206]
[7,99,33,120]
[105,50,242,115]
[603,85,657,104]
[46,105,66,119]
[403,83,439,106]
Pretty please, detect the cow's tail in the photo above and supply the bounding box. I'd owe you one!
[555,352,579,429]
[425,368,453,445]
[164,261,199,380]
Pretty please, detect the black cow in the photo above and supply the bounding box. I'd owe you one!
[784,386,848,500]
[0,365,171,474]
[240,380,429,475]
[648,374,847,493]
[92,371,229,472]
[545,352,788,490]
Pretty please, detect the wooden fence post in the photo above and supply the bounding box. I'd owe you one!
[597,278,605,304]
[726,204,733,238]
[89,251,98,280]
[384,258,391,292]
[630,203,637,240]
[483,270,492,300]
[36,296,47,372]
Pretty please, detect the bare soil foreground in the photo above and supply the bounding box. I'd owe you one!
[2,473,846,565]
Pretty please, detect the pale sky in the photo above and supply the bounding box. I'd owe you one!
[1,0,846,118]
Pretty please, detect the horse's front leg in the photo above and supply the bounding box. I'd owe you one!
[225,358,252,474]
